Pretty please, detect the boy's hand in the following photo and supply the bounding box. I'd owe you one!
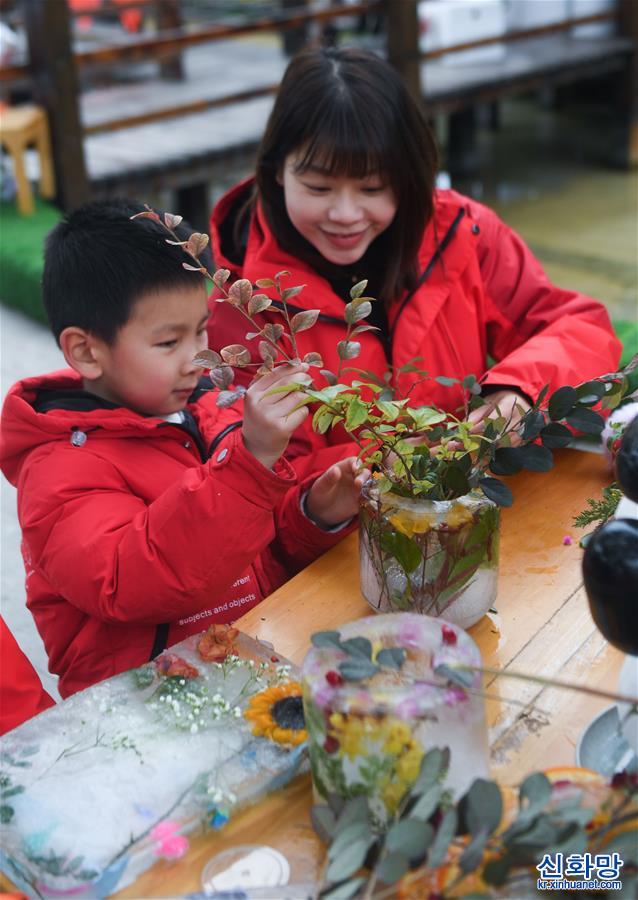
[306,458,370,529]
[242,363,312,469]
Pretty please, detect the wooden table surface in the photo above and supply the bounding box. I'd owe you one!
[112,448,626,898]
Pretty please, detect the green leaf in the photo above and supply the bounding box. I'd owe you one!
[312,804,337,843]
[409,783,443,822]
[575,380,606,403]
[282,285,304,301]
[291,309,320,333]
[335,795,371,833]
[339,659,379,681]
[482,852,512,886]
[320,369,338,386]
[465,779,503,836]
[434,663,474,688]
[519,772,552,812]
[311,630,343,649]
[490,447,524,476]
[459,826,489,873]
[376,851,409,885]
[521,410,545,440]
[379,531,422,574]
[517,443,554,472]
[329,820,373,861]
[415,747,449,791]
[386,819,434,859]
[435,376,458,387]
[340,637,372,660]
[442,464,470,497]
[345,398,369,430]
[479,477,513,507]
[326,836,372,882]
[548,385,577,420]
[376,647,406,670]
[344,300,372,324]
[349,279,368,300]
[428,807,458,868]
[0,804,14,824]
[540,422,573,449]
[320,877,366,899]
[337,340,361,360]
[566,407,605,435]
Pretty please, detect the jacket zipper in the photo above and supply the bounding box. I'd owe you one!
[389,207,466,343]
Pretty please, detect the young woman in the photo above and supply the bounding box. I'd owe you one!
[207,46,620,464]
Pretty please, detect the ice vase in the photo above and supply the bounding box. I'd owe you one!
[301,614,490,828]
[359,481,500,629]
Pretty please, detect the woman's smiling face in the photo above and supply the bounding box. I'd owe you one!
[280,152,398,266]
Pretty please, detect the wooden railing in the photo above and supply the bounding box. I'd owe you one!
[2,0,636,211]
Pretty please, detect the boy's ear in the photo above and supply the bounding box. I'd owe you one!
[59,327,105,380]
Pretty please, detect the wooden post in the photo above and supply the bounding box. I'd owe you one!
[618,0,638,167]
[156,0,184,81]
[22,0,90,211]
[281,0,308,57]
[385,0,421,101]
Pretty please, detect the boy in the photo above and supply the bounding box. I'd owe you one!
[0,201,364,698]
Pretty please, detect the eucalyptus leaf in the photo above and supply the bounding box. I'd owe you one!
[386,819,434,859]
[408,783,442,822]
[465,778,503,836]
[311,631,343,649]
[335,795,371,834]
[482,852,512,886]
[376,647,406,670]
[320,877,366,900]
[326,836,372,882]
[328,821,373,862]
[340,637,373,660]
[428,807,458,868]
[311,804,337,843]
[434,662,474,688]
[376,851,409,884]
[459,826,489,873]
[339,658,379,681]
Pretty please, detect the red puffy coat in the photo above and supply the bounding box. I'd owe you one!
[209,180,620,462]
[0,616,54,734]
[0,371,348,697]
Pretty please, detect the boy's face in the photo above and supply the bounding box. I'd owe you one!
[87,283,210,417]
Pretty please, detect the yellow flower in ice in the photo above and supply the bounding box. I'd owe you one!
[445,503,474,528]
[382,720,412,755]
[244,681,307,746]
[389,511,434,538]
[396,744,424,784]
[328,712,371,760]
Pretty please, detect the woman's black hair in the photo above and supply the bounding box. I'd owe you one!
[255,46,439,304]
[43,199,212,345]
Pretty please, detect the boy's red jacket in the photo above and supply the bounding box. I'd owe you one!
[0,616,54,734]
[0,371,347,698]
[209,181,621,463]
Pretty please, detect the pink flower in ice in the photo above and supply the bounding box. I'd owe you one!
[562,535,573,546]
[397,618,422,649]
[150,820,189,859]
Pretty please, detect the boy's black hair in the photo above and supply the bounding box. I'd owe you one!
[43,199,212,345]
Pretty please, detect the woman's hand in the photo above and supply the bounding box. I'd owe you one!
[467,389,532,445]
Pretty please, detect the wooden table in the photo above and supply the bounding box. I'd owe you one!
[113,449,624,895]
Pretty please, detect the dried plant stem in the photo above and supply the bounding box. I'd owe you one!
[457,664,638,705]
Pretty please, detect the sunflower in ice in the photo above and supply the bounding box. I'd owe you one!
[244,681,307,746]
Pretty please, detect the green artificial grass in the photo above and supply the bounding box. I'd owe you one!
[0,198,61,324]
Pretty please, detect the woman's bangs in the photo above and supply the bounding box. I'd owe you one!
[294,105,394,180]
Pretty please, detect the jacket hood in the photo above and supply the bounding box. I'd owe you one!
[0,369,204,486]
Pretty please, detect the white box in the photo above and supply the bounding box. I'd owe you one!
[505,1,570,32]
[570,0,616,39]
[418,0,507,66]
